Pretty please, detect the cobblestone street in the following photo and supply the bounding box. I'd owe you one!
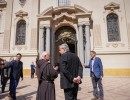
[0,76,130,100]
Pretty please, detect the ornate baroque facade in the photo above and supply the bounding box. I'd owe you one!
[0,0,130,76]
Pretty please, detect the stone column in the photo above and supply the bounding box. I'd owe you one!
[85,24,91,65]
[78,24,84,64]
[46,26,51,54]
[30,0,39,50]
[39,27,44,56]
[3,0,14,53]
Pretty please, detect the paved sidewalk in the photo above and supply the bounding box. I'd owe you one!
[0,76,130,100]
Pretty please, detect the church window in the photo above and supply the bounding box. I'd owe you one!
[15,20,26,45]
[107,13,121,42]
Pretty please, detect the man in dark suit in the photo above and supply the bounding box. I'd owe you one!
[85,51,104,100]
[59,43,83,100]
[1,58,14,93]
[4,53,23,100]
[1,65,11,93]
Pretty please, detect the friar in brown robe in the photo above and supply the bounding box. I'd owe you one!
[36,59,58,100]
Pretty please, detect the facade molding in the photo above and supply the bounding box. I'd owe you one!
[37,4,92,20]
[0,0,7,8]
[12,16,29,52]
[104,2,120,11]
[15,10,28,18]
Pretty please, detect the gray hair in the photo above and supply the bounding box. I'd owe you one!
[40,51,49,59]
[59,43,70,52]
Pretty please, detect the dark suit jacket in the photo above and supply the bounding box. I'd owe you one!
[31,64,35,73]
[87,57,103,78]
[60,51,83,89]
[5,60,23,80]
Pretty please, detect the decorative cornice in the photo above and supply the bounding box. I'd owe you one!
[37,5,92,20]
[15,10,28,18]
[106,43,125,48]
[104,2,120,11]
[54,12,75,21]
[0,0,7,8]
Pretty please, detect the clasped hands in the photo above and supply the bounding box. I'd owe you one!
[73,76,81,84]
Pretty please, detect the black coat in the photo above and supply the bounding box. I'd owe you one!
[4,60,23,80]
[60,51,83,89]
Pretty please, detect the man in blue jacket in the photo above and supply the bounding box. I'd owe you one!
[85,51,104,100]
[4,53,23,100]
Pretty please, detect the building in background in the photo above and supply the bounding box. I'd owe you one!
[0,0,130,76]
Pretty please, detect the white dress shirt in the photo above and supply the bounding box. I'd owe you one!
[91,57,96,72]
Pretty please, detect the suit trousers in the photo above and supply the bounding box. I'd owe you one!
[64,87,78,100]
[31,73,34,78]
[10,78,19,100]
[1,77,9,93]
[91,72,104,99]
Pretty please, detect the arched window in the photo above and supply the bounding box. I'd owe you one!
[15,20,26,45]
[107,13,120,42]
[58,0,71,6]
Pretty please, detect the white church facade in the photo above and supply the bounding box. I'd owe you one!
[0,0,130,76]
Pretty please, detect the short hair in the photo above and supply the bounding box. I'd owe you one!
[16,53,22,57]
[90,51,96,54]
[59,43,70,52]
[40,51,49,59]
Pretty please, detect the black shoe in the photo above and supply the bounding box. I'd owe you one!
[2,91,4,93]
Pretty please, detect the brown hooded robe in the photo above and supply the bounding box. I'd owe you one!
[36,60,58,100]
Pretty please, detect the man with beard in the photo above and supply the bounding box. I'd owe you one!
[36,51,58,100]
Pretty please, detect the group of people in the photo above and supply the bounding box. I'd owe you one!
[0,57,14,93]
[0,43,104,100]
[36,43,104,100]
[0,53,23,100]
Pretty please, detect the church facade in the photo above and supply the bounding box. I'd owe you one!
[0,0,130,76]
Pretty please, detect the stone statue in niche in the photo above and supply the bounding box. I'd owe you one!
[19,0,26,7]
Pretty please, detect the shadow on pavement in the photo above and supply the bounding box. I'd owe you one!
[17,85,31,90]
[17,91,37,100]
[0,92,9,99]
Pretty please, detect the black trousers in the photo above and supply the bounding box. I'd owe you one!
[10,79,19,100]
[1,77,10,93]
[64,87,78,100]
[31,73,34,78]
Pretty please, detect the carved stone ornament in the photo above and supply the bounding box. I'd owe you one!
[19,0,26,7]
[0,0,7,8]
[112,43,118,48]
[106,43,125,48]
[15,10,28,18]
[13,46,27,51]
[104,2,120,11]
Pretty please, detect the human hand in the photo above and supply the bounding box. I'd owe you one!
[0,61,4,65]
[83,64,87,68]
[0,61,4,69]
[73,78,78,83]
[73,76,81,84]
[76,76,81,83]
[53,66,58,71]
[100,76,103,80]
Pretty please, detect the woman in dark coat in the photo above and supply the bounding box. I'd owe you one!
[36,52,58,100]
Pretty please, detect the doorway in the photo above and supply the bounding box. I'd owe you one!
[54,26,77,65]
